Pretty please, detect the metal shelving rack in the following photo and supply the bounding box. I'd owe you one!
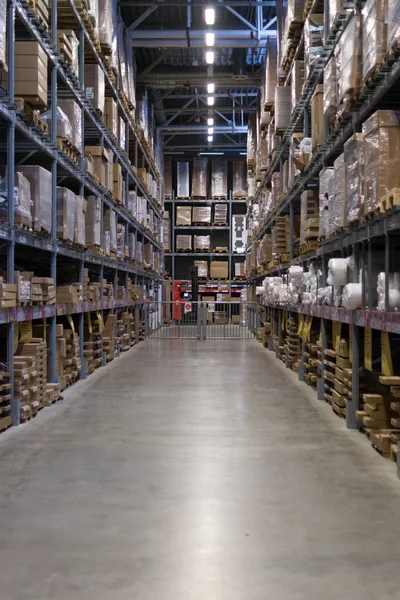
[164,191,247,294]
[1,0,164,426]
[247,0,400,432]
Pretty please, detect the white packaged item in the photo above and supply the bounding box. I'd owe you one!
[342,283,362,309]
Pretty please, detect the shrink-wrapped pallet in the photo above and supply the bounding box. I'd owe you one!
[213,204,227,225]
[163,156,172,199]
[162,212,171,251]
[323,57,338,122]
[136,241,143,266]
[58,100,82,153]
[344,134,364,223]
[336,15,363,106]
[247,175,256,202]
[281,0,306,64]
[289,134,310,188]
[0,0,6,70]
[247,115,257,168]
[125,26,136,109]
[362,0,388,82]
[176,235,192,251]
[85,196,101,246]
[263,37,278,108]
[291,60,305,110]
[387,0,400,50]
[275,86,292,131]
[271,172,281,209]
[377,273,400,310]
[363,110,400,214]
[319,168,334,237]
[98,0,113,48]
[176,206,191,226]
[19,166,51,234]
[304,14,324,79]
[194,260,208,278]
[56,187,76,242]
[329,0,343,31]
[194,235,210,251]
[260,136,269,171]
[136,91,149,143]
[177,161,190,198]
[193,206,211,224]
[104,208,117,253]
[74,195,86,246]
[0,173,32,229]
[232,159,246,199]
[192,158,208,198]
[333,154,348,232]
[211,159,227,198]
[311,84,324,149]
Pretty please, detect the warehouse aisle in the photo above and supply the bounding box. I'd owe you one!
[1,340,400,599]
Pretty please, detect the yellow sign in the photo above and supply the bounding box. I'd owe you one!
[67,314,76,338]
[381,331,393,377]
[87,313,93,335]
[304,315,313,342]
[297,313,304,339]
[364,327,372,371]
[19,320,32,343]
[96,311,104,333]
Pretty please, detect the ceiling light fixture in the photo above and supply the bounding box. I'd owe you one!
[207,135,213,142]
[205,51,214,64]
[207,117,214,126]
[199,152,224,156]
[205,32,215,47]
[207,96,215,106]
[208,127,214,134]
[207,82,215,93]
[205,7,215,25]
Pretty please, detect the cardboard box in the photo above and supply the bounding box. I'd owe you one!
[85,195,101,246]
[176,206,192,226]
[105,97,118,138]
[18,165,52,234]
[210,261,228,280]
[58,100,82,152]
[85,146,107,187]
[311,84,324,149]
[56,187,76,242]
[113,163,123,203]
[84,63,105,114]
[104,148,114,194]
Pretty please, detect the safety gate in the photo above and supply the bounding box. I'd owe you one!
[146,301,258,340]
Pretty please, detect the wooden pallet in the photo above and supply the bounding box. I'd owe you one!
[194,248,210,253]
[212,222,228,227]
[57,137,81,164]
[176,196,191,200]
[176,249,193,253]
[212,196,228,200]
[378,188,400,213]
[299,240,319,254]
[214,248,229,253]
[192,196,207,200]
[87,245,105,256]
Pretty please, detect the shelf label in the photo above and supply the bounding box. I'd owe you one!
[381,331,393,377]
[297,313,304,339]
[364,327,372,371]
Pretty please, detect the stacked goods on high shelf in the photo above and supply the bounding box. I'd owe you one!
[232,160,246,199]
[193,207,211,225]
[213,204,227,225]
[194,261,208,278]
[192,159,208,199]
[176,235,192,252]
[210,261,229,280]
[232,215,247,254]
[177,162,190,198]
[176,206,192,226]
[194,236,210,252]
[163,211,171,252]
[212,160,228,199]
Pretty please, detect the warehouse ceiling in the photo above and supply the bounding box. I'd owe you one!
[120,0,277,155]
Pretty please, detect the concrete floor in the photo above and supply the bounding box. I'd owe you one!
[1,340,400,600]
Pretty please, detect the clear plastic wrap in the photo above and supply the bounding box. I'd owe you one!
[327,257,349,287]
[176,235,192,251]
[85,196,101,246]
[247,175,256,202]
[344,133,364,223]
[104,209,117,253]
[103,230,111,256]
[163,156,173,199]
[176,206,192,226]
[192,158,208,198]
[117,18,128,98]
[333,153,348,232]
[289,133,309,188]
[213,204,227,225]
[119,117,126,151]
[319,167,334,237]
[264,37,278,107]
[117,224,125,261]
[275,86,292,130]
[14,173,32,228]
[136,91,149,143]
[377,273,400,310]
[342,283,363,309]
[336,14,363,106]
[18,166,51,234]
[304,14,324,80]
[194,235,210,251]
[74,195,86,246]
[105,97,118,138]
[41,106,72,142]
[177,162,190,197]
[125,26,136,108]
[247,114,257,167]
[194,260,208,278]
[98,0,112,46]
[232,159,246,199]
[362,0,387,82]
[211,160,228,198]
[0,0,6,70]
[260,135,269,171]
[363,110,400,214]
[291,60,305,110]
[129,232,135,261]
[323,56,338,121]
[282,0,306,66]
[193,206,211,224]
[136,241,143,266]
[57,100,82,152]
[311,85,324,150]
[388,0,400,50]
[163,213,171,251]
[271,172,281,209]
[56,187,76,242]
[329,0,343,31]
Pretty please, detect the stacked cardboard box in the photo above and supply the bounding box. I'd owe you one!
[103,281,114,299]
[14,354,37,421]
[211,159,228,198]
[15,338,47,417]
[105,98,118,138]
[84,315,102,375]
[86,196,101,247]
[194,235,210,251]
[0,278,17,308]
[300,190,319,244]
[0,371,12,432]
[58,100,82,153]
[44,382,61,406]
[32,277,55,304]
[194,260,208,278]
[210,261,228,279]
[176,206,192,226]
[56,187,76,242]
[213,204,227,225]
[86,281,101,302]
[18,166,52,235]
[13,42,48,107]
[58,327,81,390]
[103,313,116,362]
[56,283,83,304]
[176,235,192,251]
[193,206,212,225]
[84,63,105,114]
[272,217,288,257]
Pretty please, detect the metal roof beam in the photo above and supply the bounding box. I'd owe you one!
[128,5,158,30]
[130,29,276,48]
[164,92,258,98]
[217,0,257,32]
[162,107,256,113]
[164,97,196,125]
[158,126,247,133]
[137,74,261,87]
[122,1,275,6]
